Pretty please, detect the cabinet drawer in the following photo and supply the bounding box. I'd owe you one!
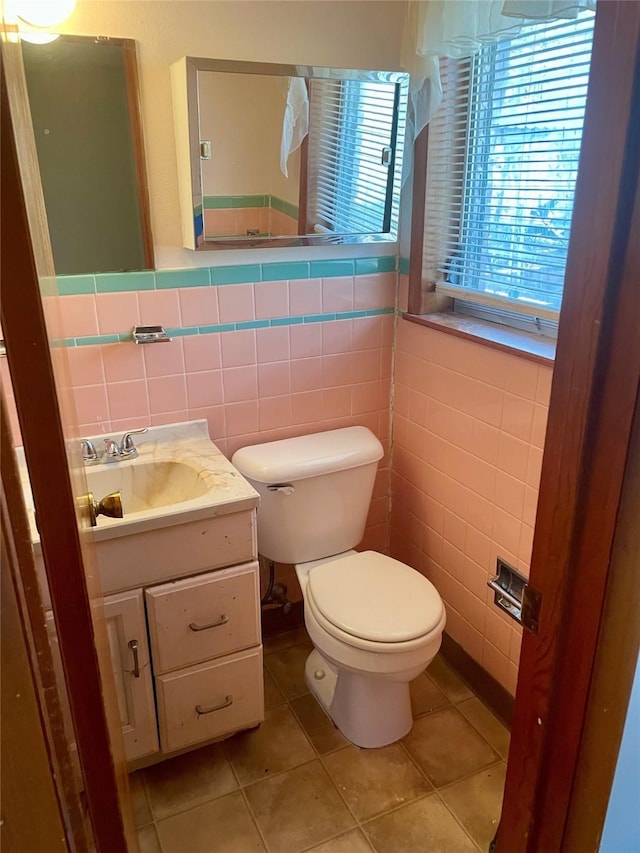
[146,562,260,674]
[156,646,264,752]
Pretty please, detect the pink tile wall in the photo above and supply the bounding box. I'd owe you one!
[57,275,395,583]
[390,316,553,695]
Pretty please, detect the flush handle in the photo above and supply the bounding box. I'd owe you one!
[189,614,229,632]
[267,483,295,495]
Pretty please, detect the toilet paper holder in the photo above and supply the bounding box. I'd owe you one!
[488,557,541,634]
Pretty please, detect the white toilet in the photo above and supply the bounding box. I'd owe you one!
[232,426,446,748]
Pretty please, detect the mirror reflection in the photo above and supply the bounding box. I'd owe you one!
[23,36,154,275]
[172,58,408,250]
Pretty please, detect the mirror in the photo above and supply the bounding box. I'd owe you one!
[171,58,408,250]
[22,36,154,275]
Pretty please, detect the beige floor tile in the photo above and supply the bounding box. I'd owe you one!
[289,693,347,754]
[409,672,451,718]
[403,707,498,787]
[364,794,477,853]
[156,790,265,853]
[225,704,315,785]
[143,743,237,820]
[426,655,475,703]
[263,666,285,710]
[306,828,374,852]
[264,641,313,699]
[323,743,432,821]
[245,759,355,853]
[129,771,153,827]
[263,625,309,653]
[440,763,506,849]
[458,697,511,759]
[137,825,162,853]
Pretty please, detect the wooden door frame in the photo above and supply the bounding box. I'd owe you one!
[1,46,135,853]
[496,2,640,849]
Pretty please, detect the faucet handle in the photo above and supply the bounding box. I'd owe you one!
[121,427,148,455]
[80,438,101,463]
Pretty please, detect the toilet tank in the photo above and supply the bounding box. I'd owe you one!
[232,427,383,564]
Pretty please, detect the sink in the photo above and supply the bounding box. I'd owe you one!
[87,459,209,513]
[19,420,260,597]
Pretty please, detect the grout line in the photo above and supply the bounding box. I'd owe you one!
[238,784,272,853]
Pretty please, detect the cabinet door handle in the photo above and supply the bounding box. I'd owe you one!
[189,614,229,632]
[128,639,140,678]
[195,695,233,715]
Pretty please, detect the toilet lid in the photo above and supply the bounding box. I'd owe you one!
[307,551,444,643]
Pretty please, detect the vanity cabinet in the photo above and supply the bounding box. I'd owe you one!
[146,561,264,753]
[46,589,158,768]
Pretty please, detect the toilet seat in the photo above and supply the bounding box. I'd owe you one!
[306,551,444,647]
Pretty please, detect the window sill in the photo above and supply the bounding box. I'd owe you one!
[403,311,555,366]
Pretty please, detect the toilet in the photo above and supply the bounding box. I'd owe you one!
[232,426,446,748]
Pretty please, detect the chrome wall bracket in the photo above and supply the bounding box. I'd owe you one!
[132,325,172,344]
[488,557,542,634]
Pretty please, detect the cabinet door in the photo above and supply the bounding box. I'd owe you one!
[102,589,158,761]
[46,589,158,766]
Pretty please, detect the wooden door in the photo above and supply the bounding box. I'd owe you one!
[495,2,640,850]
[1,31,137,853]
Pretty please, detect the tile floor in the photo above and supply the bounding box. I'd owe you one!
[128,628,509,853]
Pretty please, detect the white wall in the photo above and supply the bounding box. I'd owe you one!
[60,1,406,267]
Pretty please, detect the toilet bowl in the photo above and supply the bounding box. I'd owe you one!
[295,550,445,748]
[231,426,446,748]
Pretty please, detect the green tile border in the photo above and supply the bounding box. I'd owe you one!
[398,256,410,275]
[270,195,299,220]
[69,307,394,347]
[57,256,399,294]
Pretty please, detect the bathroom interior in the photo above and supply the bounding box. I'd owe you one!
[2,1,639,852]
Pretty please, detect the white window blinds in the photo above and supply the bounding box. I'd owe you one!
[423,11,595,319]
[306,78,406,236]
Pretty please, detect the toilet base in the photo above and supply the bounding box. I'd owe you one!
[305,649,413,748]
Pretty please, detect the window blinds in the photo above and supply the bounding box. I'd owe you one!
[306,78,406,236]
[423,11,595,319]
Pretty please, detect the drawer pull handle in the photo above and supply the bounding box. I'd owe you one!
[189,614,229,632]
[196,695,233,715]
[128,639,140,678]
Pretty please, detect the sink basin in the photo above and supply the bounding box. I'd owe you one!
[86,460,209,514]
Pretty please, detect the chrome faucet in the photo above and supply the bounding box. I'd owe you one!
[103,428,148,462]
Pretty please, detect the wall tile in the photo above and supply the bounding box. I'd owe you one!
[148,375,188,413]
[256,326,290,363]
[65,345,104,387]
[182,335,221,373]
[391,318,548,696]
[60,294,99,338]
[156,268,210,289]
[179,288,219,327]
[290,323,321,359]
[222,365,258,403]
[220,329,256,368]
[321,277,354,313]
[96,291,139,335]
[254,281,289,320]
[289,278,322,316]
[106,379,149,421]
[210,265,261,285]
[185,370,224,408]
[96,271,154,293]
[138,289,181,328]
[217,283,255,323]
[102,342,145,383]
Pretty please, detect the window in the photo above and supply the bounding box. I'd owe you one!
[423,10,596,324]
[306,77,407,236]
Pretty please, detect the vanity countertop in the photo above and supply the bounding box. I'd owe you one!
[18,420,260,548]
